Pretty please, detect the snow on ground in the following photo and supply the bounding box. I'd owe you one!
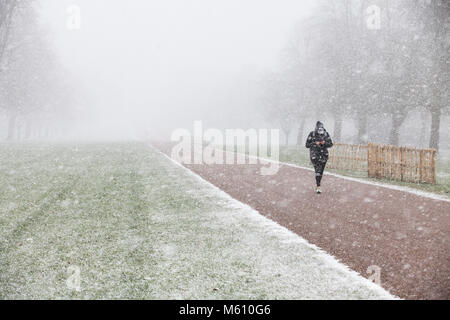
[234,149,450,203]
[0,143,394,299]
[282,162,450,203]
[155,146,395,299]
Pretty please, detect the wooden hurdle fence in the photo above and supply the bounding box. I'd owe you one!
[367,143,437,184]
[328,143,368,172]
[327,143,437,184]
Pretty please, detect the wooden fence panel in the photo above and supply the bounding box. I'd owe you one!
[367,143,436,184]
[328,144,368,172]
[328,143,436,184]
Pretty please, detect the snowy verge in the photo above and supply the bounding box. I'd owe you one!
[154,145,397,300]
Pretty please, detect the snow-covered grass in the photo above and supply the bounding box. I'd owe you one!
[0,143,394,299]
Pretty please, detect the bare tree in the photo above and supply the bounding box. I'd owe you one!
[422,0,450,152]
[0,0,20,70]
[0,0,68,141]
[259,72,297,145]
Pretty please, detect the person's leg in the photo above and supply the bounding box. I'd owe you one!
[313,161,322,187]
[317,160,327,186]
[316,167,323,187]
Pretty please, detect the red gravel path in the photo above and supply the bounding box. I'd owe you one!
[155,143,450,300]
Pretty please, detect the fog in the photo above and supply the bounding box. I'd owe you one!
[37,0,315,140]
[1,0,449,301]
[1,0,448,150]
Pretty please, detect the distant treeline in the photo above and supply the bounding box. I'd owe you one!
[0,0,80,141]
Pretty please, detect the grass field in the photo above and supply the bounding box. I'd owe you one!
[279,146,450,196]
[0,142,393,299]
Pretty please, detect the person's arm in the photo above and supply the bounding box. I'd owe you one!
[324,133,333,148]
[305,132,314,149]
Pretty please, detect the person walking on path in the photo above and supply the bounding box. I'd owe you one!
[306,121,334,194]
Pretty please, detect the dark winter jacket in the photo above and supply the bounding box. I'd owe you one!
[306,122,334,163]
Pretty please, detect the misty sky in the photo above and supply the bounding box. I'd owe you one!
[39,0,316,139]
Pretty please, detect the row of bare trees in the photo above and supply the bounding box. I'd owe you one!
[261,0,449,151]
[0,0,77,141]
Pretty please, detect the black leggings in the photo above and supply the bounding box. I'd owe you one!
[312,160,327,187]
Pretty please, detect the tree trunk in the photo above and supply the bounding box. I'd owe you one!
[389,113,406,146]
[429,108,441,152]
[6,113,17,141]
[333,115,343,143]
[419,111,428,149]
[296,118,306,146]
[356,112,368,144]
[283,129,290,146]
[25,120,32,140]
